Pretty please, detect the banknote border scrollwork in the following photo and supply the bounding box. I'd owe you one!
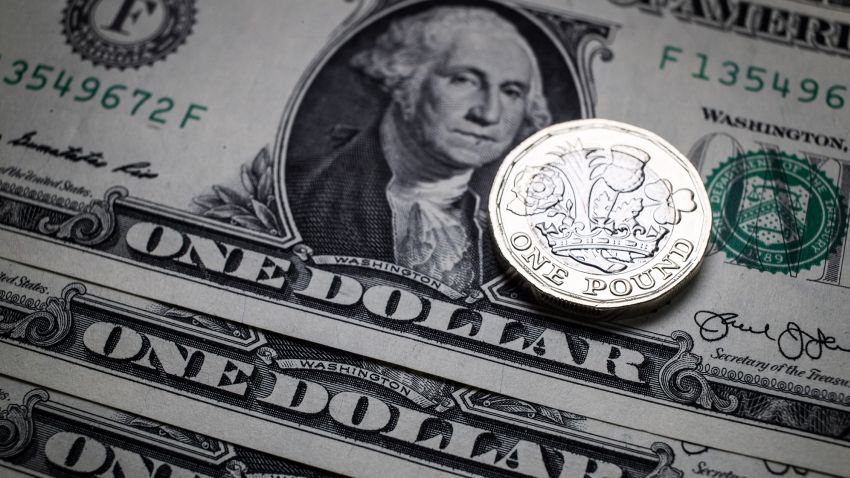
[0,180,86,211]
[647,442,682,478]
[37,186,127,246]
[123,415,230,458]
[463,390,586,427]
[659,331,740,413]
[162,307,257,343]
[0,389,48,458]
[224,460,249,478]
[0,283,85,347]
[576,33,614,113]
[0,289,45,311]
[524,7,617,117]
[701,364,850,407]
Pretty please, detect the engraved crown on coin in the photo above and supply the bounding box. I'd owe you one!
[506,142,697,273]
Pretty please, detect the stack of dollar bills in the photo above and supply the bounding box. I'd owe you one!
[1,1,848,477]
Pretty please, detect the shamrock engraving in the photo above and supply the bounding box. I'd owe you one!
[645,179,697,225]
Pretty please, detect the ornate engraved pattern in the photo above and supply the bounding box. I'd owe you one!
[125,416,223,452]
[577,34,614,114]
[37,186,127,245]
[702,364,850,406]
[162,308,252,340]
[741,395,850,439]
[193,148,284,236]
[647,442,683,478]
[224,460,249,478]
[255,345,279,364]
[471,391,585,426]
[659,331,739,413]
[0,283,85,347]
[0,180,87,211]
[0,288,45,310]
[506,145,696,273]
[0,389,48,458]
[528,11,615,117]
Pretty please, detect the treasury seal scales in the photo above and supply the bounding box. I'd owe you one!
[489,119,711,316]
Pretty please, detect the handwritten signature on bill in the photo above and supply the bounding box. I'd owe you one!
[693,310,850,361]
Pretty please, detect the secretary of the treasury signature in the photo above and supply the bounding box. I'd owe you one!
[693,310,850,361]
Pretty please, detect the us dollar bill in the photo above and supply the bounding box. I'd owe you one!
[0,374,342,478]
[1,0,849,473]
[0,258,839,478]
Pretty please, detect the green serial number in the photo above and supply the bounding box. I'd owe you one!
[660,45,847,111]
[0,54,207,129]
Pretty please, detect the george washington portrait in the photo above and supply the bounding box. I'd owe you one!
[283,2,592,294]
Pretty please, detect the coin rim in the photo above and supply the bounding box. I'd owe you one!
[488,119,712,311]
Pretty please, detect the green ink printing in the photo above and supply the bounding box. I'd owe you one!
[706,151,847,274]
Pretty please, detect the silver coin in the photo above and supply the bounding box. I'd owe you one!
[489,119,711,316]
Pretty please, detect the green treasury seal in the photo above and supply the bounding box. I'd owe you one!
[706,151,847,274]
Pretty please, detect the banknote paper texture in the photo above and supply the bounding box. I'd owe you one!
[0,259,839,478]
[1,0,849,474]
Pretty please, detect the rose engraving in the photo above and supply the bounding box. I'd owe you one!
[507,165,570,216]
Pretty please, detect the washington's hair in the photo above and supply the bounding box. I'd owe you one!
[351,6,551,139]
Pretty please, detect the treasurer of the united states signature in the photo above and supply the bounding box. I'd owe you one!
[694,310,850,361]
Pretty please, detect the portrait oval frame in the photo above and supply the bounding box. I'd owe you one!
[272,0,606,250]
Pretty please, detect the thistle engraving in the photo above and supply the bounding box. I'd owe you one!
[38,186,127,245]
[0,283,84,347]
[659,331,739,413]
[0,389,48,458]
[507,144,696,273]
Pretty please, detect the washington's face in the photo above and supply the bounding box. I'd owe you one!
[409,28,533,169]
